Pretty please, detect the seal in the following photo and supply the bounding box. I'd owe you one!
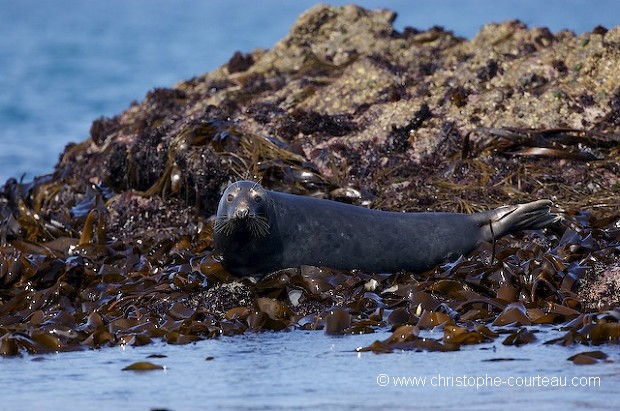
[214,181,559,276]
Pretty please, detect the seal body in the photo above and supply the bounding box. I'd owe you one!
[214,181,558,276]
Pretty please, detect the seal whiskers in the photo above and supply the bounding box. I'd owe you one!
[214,214,270,237]
[214,216,237,236]
[247,214,270,237]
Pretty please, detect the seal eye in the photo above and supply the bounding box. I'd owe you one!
[254,195,262,203]
[227,193,234,202]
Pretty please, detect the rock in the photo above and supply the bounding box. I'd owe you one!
[580,263,620,309]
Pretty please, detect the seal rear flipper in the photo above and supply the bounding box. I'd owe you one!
[477,199,560,240]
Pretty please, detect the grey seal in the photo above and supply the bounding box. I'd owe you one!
[213,181,559,277]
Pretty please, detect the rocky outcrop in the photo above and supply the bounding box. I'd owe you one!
[1,5,618,354]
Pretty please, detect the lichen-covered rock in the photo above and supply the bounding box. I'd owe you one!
[37,5,620,216]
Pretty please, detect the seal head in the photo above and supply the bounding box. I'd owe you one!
[214,181,284,275]
[215,181,271,238]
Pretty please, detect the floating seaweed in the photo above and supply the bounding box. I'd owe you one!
[122,361,165,371]
[567,350,609,365]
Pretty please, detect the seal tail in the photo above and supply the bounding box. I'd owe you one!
[476,200,560,240]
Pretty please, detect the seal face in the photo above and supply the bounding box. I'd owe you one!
[214,181,558,277]
[214,181,270,238]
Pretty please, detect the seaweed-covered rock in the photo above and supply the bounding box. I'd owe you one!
[0,5,619,355]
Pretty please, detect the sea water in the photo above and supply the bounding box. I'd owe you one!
[0,327,618,410]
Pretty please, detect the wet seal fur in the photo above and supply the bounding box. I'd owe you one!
[214,181,560,277]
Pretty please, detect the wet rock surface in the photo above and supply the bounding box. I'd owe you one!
[1,5,619,355]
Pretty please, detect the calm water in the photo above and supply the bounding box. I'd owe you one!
[1,327,618,411]
[1,0,619,183]
[2,1,620,409]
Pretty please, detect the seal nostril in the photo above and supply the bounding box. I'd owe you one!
[235,208,249,219]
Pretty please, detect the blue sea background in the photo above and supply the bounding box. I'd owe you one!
[0,0,618,184]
